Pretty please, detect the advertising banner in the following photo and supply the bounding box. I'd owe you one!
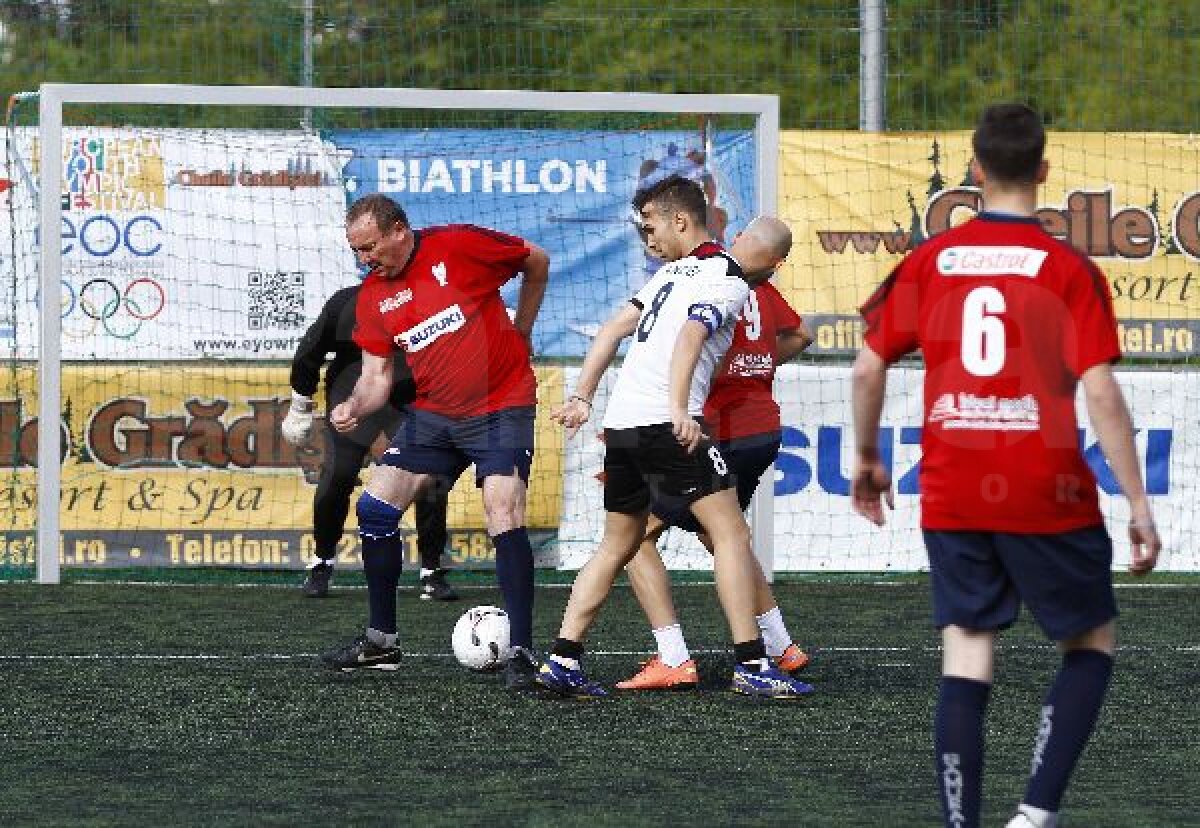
[558,365,1198,572]
[325,128,758,356]
[0,364,565,569]
[3,128,357,360]
[1,126,758,360]
[780,131,1200,356]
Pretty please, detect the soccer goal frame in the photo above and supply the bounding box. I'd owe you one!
[30,82,779,584]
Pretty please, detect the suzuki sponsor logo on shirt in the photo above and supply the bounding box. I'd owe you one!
[396,304,466,352]
[937,246,1048,277]
[378,288,413,314]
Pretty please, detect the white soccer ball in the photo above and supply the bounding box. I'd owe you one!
[451,605,510,671]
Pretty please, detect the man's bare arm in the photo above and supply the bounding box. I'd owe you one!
[776,321,814,363]
[850,345,894,525]
[330,352,393,433]
[552,302,641,437]
[512,243,550,342]
[1081,363,1161,575]
[667,320,709,453]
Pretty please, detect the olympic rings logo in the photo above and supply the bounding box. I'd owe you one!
[57,277,167,339]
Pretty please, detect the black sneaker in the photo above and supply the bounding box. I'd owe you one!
[301,563,333,598]
[320,635,402,672]
[504,646,541,692]
[419,569,459,602]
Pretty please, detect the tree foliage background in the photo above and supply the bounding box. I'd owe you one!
[0,0,1196,131]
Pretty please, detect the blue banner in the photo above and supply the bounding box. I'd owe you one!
[325,129,757,357]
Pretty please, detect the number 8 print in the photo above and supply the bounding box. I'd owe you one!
[708,445,728,476]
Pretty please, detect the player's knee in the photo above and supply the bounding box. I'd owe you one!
[485,513,522,535]
[1061,621,1116,655]
[356,491,403,539]
[482,496,522,534]
[705,518,751,553]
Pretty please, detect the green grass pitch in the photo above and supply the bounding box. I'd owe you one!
[0,571,1196,826]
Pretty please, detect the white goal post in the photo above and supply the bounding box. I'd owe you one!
[30,83,780,584]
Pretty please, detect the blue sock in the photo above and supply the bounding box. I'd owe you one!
[1024,649,1114,812]
[356,492,405,636]
[492,528,534,650]
[361,534,404,635]
[934,676,990,828]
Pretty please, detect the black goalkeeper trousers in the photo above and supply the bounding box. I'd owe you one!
[313,419,449,570]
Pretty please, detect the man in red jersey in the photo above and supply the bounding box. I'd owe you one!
[319,194,550,692]
[615,226,815,691]
[850,104,1161,828]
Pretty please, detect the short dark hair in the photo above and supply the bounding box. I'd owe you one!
[972,103,1045,184]
[632,174,707,225]
[346,193,409,231]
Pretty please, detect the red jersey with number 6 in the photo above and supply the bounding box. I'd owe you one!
[704,281,804,441]
[860,213,1120,533]
[354,224,536,418]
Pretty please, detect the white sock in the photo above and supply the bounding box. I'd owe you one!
[652,624,691,668]
[309,558,334,571]
[756,607,793,658]
[419,568,435,579]
[1015,805,1057,828]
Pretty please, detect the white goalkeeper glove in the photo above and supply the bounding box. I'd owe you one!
[281,392,316,445]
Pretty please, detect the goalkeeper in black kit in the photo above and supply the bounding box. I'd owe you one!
[281,283,458,600]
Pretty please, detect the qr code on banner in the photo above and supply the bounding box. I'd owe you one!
[246,270,306,330]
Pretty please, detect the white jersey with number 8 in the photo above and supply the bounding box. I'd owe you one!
[603,245,748,430]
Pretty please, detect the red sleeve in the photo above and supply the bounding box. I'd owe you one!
[351,278,395,357]
[759,282,803,332]
[860,257,920,363]
[453,225,532,293]
[1065,257,1121,376]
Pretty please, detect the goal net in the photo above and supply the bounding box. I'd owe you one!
[1,84,778,583]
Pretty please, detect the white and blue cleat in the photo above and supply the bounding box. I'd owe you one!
[731,664,814,699]
[535,659,610,699]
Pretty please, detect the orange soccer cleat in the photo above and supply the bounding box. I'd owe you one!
[615,656,700,691]
[775,644,811,674]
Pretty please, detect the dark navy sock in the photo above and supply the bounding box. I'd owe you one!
[1024,649,1114,812]
[492,528,535,650]
[361,534,404,635]
[733,638,768,667]
[934,676,991,828]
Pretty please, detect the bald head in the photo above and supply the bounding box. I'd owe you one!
[730,215,792,284]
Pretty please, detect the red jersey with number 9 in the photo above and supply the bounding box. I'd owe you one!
[704,281,804,441]
[354,224,536,418]
[860,213,1120,533]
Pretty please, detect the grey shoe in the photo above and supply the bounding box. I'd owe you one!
[504,646,541,692]
[301,563,333,598]
[419,568,459,601]
[320,634,401,672]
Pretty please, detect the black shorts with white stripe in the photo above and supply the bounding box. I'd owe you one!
[601,422,734,515]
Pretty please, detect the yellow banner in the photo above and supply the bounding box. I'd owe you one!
[778,131,1200,355]
[1,364,564,540]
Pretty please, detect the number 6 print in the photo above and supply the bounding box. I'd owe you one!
[961,286,1006,376]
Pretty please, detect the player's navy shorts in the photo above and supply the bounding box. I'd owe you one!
[651,430,781,533]
[602,421,734,516]
[378,405,535,487]
[923,525,1118,641]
